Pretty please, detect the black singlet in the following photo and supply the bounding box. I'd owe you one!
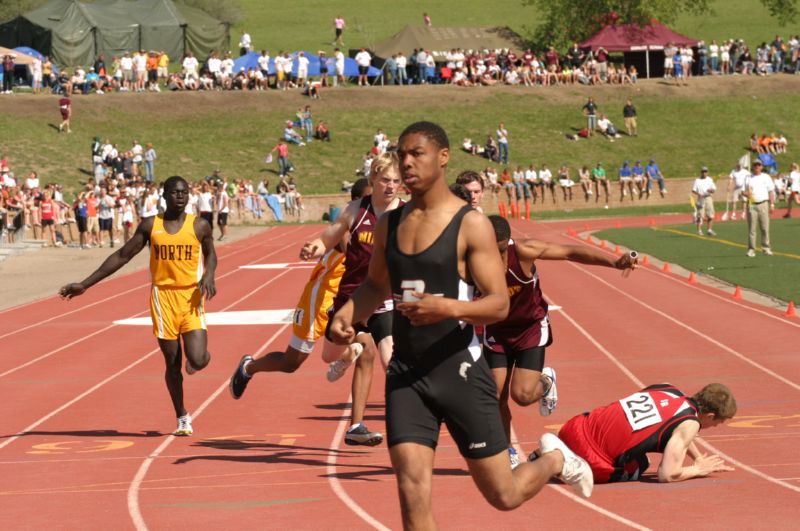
[386,204,476,366]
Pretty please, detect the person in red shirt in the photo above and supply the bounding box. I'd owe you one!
[58,95,71,133]
[539,383,736,484]
[39,189,59,246]
[85,189,99,246]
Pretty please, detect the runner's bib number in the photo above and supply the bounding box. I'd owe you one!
[620,392,662,431]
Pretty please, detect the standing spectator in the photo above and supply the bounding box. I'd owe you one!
[582,97,598,136]
[144,143,157,182]
[42,56,53,91]
[197,181,214,227]
[216,182,230,241]
[120,51,133,90]
[157,51,169,85]
[270,140,292,177]
[595,47,609,81]
[146,51,159,91]
[423,12,432,26]
[355,48,372,87]
[784,162,800,218]
[318,51,329,86]
[39,190,58,246]
[30,55,42,94]
[568,43,584,68]
[646,159,667,198]
[728,162,750,220]
[496,123,509,164]
[385,54,398,85]
[591,162,609,208]
[333,15,346,46]
[85,189,99,246]
[743,160,776,256]
[239,30,252,57]
[182,52,199,81]
[297,51,310,86]
[2,53,14,93]
[396,51,408,85]
[708,39,719,74]
[97,187,116,247]
[623,99,638,136]
[692,167,717,236]
[131,140,144,177]
[334,48,346,86]
[697,40,707,75]
[58,93,72,133]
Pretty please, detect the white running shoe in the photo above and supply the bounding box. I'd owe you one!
[539,432,593,498]
[326,343,363,383]
[174,414,193,436]
[539,367,558,416]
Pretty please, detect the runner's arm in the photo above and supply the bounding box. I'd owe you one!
[300,199,357,260]
[59,217,152,298]
[196,216,217,300]
[658,421,733,482]
[514,238,636,270]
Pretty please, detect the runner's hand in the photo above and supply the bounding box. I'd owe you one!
[199,274,216,300]
[693,453,734,476]
[328,313,356,345]
[59,283,86,299]
[396,293,452,326]
[300,241,320,260]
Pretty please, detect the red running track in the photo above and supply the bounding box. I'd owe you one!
[0,219,798,530]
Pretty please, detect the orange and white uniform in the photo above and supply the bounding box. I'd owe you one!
[290,248,345,353]
[149,214,205,340]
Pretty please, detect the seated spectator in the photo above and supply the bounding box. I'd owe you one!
[283,122,306,146]
[167,73,185,91]
[558,164,574,201]
[597,114,620,140]
[303,80,322,98]
[758,134,774,154]
[775,133,788,153]
[315,120,331,141]
[484,135,499,161]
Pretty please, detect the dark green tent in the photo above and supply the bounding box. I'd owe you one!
[0,0,229,67]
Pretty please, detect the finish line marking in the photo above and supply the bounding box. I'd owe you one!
[240,262,316,270]
[114,310,294,326]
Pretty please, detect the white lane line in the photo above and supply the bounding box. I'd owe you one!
[114,310,294,327]
[551,293,800,494]
[509,426,651,530]
[568,263,800,392]
[326,394,391,531]
[128,324,290,531]
[0,224,308,340]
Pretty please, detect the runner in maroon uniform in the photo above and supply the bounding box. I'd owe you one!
[58,95,71,133]
[486,215,637,467]
[552,383,736,483]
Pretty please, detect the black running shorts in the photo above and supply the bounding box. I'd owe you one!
[385,349,507,459]
[485,344,546,372]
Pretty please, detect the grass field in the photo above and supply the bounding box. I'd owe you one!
[2,75,799,200]
[233,0,793,57]
[594,217,800,303]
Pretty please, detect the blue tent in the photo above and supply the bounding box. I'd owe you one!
[758,153,778,174]
[14,46,59,74]
[231,50,381,77]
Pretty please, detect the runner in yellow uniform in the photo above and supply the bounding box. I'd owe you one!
[60,176,217,436]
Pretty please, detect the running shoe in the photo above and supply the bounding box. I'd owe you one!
[174,414,193,436]
[344,423,383,446]
[707,229,717,236]
[326,343,363,383]
[508,447,521,470]
[746,249,756,257]
[539,367,558,417]
[229,355,254,399]
[539,432,593,498]
[764,249,774,256]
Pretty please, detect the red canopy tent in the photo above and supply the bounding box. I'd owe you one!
[579,23,700,78]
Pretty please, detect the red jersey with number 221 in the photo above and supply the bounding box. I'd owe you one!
[580,384,699,478]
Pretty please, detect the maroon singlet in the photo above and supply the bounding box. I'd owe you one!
[483,240,550,353]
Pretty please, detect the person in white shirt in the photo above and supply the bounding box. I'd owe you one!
[334,48,346,86]
[354,48,371,86]
[692,167,717,235]
[182,52,199,79]
[784,162,800,218]
[31,57,42,94]
[395,52,407,85]
[281,53,294,88]
[257,50,270,80]
[743,160,775,256]
[727,163,750,220]
[296,51,310,86]
[207,52,222,86]
[539,164,555,204]
[496,123,509,164]
[239,31,252,56]
[131,140,144,177]
[134,51,147,91]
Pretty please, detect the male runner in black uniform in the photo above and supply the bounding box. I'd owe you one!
[329,122,593,530]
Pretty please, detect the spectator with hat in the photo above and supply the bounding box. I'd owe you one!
[646,159,667,198]
[692,166,717,236]
[743,159,776,257]
[2,52,15,93]
[283,121,306,146]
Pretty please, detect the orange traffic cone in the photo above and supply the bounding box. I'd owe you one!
[732,285,742,300]
[642,255,650,266]
[786,301,796,317]
[586,234,593,243]
[524,200,531,220]
[688,271,697,284]
[567,226,576,236]
[584,223,590,231]
[498,202,507,219]
[614,245,621,255]
[600,240,607,249]
[662,262,671,273]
